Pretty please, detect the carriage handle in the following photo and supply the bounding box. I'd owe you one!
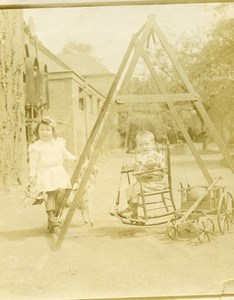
[177,176,223,225]
[132,167,167,176]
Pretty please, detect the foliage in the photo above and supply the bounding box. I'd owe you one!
[181,18,234,143]
[117,13,234,150]
[60,42,94,55]
[117,103,198,151]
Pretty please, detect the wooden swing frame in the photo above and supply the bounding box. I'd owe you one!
[53,13,234,250]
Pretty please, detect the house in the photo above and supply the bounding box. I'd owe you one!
[24,19,114,168]
[0,11,116,188]
[58,50,115,96]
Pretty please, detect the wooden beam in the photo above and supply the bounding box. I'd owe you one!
[140,23,233,177]
[167,102,213,184]
[55,104,118,250]
[54,24,142,218]
[118,19,153,94]
[116,103,162,112]
[152,18,197,94]
[1,1,233,9]
[140,42,213,183]
[194,99,234,173]
[140,47,168,93]
[54,20,149,249]
[116,93,199,104]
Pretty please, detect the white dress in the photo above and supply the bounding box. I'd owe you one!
[28,138,76,192]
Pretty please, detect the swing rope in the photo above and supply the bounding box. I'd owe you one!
[170,107,190,187]
[113,103,133,209]
[149,75,190,186]
[158,104,169,144]
[137,56,148,132]
[147,32,190,187]
[148,79,169,145]
[113,58,148,211]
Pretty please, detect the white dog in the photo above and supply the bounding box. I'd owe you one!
[71,161,98,226]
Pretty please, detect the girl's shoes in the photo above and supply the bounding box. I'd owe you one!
[48,216,60,227]
[47,210,61,233]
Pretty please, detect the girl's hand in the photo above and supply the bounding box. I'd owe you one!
[29,176,36,186]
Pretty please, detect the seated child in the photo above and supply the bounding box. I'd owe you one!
[118,130,167,219]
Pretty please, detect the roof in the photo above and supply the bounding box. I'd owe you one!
[37,41,71,72]
[58,51,110,76]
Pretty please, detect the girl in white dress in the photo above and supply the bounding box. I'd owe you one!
[28,117,76,228]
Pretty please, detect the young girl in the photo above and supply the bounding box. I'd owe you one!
[28,117,76,229]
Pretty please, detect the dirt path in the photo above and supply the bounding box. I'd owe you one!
[0,152,234,300]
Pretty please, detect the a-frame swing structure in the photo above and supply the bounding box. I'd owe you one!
[54,14,234,250]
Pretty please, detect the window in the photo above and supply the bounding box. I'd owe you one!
[97,99,102,112]
[25,44,29,57]
[79,98,84,111]
[78,86,85,111]
[89,95,93,114]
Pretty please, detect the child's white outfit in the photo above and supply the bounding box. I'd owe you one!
[119,149,167,218]
[28,138,76,193]
[129,150,167,200]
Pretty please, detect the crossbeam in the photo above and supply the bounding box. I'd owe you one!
[1,0,233,9]
[116,93,199,104]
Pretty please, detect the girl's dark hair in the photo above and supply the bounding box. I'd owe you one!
[33,117,58,140]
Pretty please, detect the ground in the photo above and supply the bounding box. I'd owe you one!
[0,151,234,300]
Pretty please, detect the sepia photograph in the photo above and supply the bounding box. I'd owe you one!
[0,0,234,299]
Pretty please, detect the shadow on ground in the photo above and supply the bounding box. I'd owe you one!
[0,227,46,241]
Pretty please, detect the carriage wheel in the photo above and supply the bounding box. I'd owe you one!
[167,219,180,240]
[186,217,200,233]
[197,217,215,243]
[217,192,234,234]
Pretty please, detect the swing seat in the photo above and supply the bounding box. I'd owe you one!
[114,144,176,226]
[134,171,175,224]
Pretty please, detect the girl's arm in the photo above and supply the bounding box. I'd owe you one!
[58,138,77,161]
[62,147,77,161]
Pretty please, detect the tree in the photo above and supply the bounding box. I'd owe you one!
[183,18,234,144]
[0,11,27,189]
[60,42,94,55]
[118,10,234,149]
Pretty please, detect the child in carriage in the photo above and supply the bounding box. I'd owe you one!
[118,130,167,219]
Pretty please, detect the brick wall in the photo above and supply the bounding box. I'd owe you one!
[48,71,105,160]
